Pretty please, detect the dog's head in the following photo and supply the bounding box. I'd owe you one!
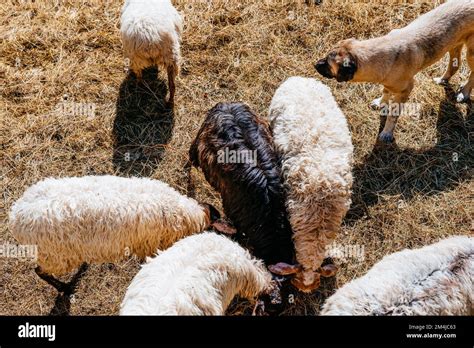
[315,39,358,82]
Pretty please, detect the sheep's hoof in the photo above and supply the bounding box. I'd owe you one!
[268,263,302,276]
[378,131,394,144]
[320,264,338,278]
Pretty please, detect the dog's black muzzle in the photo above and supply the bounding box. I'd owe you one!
[314,59,334,79]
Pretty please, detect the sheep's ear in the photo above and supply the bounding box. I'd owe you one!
[268,263,302,276]
[320,263,338,277]
[211,220,237,235]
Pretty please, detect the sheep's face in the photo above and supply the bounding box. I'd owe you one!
[269,263,338,293]
[315,39,358,82]
[291,271,321,293]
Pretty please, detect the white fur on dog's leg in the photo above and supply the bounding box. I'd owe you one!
[370,97,383,110]
[456,92,469,103]
[433,77,448,85]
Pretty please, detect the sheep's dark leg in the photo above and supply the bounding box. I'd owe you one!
[35,263,88,294]
[167,65,176,107]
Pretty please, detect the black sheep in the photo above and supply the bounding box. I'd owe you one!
[189,102,295,265]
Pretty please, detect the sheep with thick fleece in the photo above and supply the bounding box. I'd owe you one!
[267,77,353,292]
[321,236,474,315]
[120,232,273,315]
[120,0,182,105]
[9,176,220,292]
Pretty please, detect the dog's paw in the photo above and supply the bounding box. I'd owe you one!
[456,92,470,103]
[378,131,394,144]
[370,97,383,110]
[433,77,448,85]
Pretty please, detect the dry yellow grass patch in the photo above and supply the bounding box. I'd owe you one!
[1,0,472,315]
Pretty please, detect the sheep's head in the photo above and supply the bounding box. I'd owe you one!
[314,39,358,82]
[291,271,321,293]
[269,262,338,293]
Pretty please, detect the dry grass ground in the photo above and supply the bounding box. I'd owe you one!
[1,0,473,316]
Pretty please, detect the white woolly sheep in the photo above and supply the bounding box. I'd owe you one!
[120,0,182,105]
[267,76,354,292]
[120,232,273,315]
[9,175,221,293]
[321,236,474,315]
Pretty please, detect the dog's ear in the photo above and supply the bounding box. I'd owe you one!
[336,52,357,82]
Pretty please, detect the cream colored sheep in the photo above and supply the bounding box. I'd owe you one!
[9,176,220,292]
[321,236,474,315]
[267,76,353,292]
[120,232,272,315]
[120,0,182,105]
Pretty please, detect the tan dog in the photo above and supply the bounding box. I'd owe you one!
[315,0,474,143]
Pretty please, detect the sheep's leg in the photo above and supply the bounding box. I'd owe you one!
[167,64,176,107]
[135,70,143,82]
[130,61,143,82]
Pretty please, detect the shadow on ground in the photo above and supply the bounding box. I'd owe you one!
[49,265,89,316]
[347,86,473,223]
[113,67,175,177]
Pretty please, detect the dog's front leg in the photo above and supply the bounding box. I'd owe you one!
[378,81,414,143]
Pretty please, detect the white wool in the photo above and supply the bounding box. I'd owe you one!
[268,76,353,290]
[120,232,272,315]
[321,236,474,315]
[120,0,182,73]
[9,176,210,275]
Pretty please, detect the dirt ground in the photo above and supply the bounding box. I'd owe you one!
[1,0,472,316]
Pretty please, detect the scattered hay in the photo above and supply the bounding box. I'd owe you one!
[1,0,472,315]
